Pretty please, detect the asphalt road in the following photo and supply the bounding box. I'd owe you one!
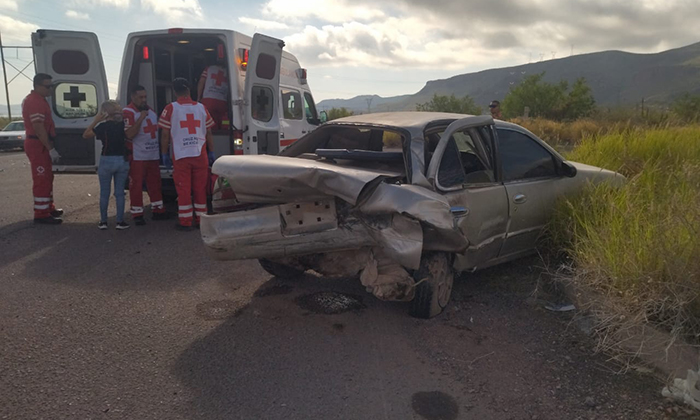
[0,150,692,420]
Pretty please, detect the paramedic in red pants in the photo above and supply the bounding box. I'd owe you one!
[197,56,228,129]
[22,73,63,225]
[159,78,215,231]
[123,85,167,225]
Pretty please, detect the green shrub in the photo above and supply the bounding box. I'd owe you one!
[550,126,700,336]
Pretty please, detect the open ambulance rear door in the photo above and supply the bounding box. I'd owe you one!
[243,34,284,155]
[31,30,109,173]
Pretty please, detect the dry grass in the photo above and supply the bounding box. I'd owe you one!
[546,126,700,361]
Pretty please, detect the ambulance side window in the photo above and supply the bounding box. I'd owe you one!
[281,89,302,120]
[304,92,319,124]
[252,86,273,122]
[53,83,99,119]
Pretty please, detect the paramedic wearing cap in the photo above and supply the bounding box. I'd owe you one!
[197,57,228,129]
[123,85,167,225]
[22,73,64,224]
[159,78,216,231]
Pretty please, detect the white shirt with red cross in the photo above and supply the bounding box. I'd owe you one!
[200,65,228,102]
[123,105,160,161]
[158,99,214,160]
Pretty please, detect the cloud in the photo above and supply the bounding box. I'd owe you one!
[238,17,289,31]
[265,0,700,72]
[0,0,18,11]
[65,10,90,20]
[68,0,129,8]
[262,0,385,23]
[0,14,39,44]
[140,0,203,24]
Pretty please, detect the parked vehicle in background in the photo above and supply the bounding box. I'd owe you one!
[0,121,26,151]
[201,112,624,318]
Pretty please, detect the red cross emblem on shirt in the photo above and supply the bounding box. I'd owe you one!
[211,70,226,87]
[143,118,157,139]
[180,113,201,134]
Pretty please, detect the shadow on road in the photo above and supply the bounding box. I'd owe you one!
[173,259,669,420]
[172,273,469,420]
[0,213,233,291]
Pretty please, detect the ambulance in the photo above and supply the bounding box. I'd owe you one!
[30,28,323,185]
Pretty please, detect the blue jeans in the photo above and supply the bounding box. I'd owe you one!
[98,156,130,223]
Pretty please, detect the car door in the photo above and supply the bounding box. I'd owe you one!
[496,127,563,257]
[427,117,510,271]
[31,30,109,173]
[243,34,284,155]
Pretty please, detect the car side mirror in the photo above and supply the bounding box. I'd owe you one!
[561,161,577,178]
[319,111,328,123]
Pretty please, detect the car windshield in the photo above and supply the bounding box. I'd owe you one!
[3,121,24,131]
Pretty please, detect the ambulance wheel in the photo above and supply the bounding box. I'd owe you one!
[409,252,454,319]
[258,258,305,279]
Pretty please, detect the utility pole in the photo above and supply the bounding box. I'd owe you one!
[365,96,373,114]
[0,32,11,119]
[0,31,33,120]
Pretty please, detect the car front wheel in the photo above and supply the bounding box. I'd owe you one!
[409,252,454,319]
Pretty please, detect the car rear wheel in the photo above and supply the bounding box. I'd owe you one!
[258,258,306,279]
[409,252,454,319]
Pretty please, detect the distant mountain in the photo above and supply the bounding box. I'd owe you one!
[318,41,700,113]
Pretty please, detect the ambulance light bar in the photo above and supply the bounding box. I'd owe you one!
[168,28,184,34]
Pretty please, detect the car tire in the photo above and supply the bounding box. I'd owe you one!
[258,258,305,279]
[409,252,454,319]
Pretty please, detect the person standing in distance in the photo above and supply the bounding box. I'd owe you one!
[197,54,228,129]
[159,78,215,231]
[123,85,167,225]
[489,100,503,119]
[22,73,63,224]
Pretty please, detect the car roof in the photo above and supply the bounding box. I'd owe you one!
[327,111,522,136]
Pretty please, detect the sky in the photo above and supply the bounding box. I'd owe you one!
[1,0,699,110]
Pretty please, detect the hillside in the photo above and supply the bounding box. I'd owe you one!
[318,41,700,113]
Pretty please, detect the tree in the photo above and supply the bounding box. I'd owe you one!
[501,73,595,120]
[672,93,700,123]
[326,107,354,121]
[416,94,482,115]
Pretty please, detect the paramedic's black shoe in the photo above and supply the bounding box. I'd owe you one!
[50,209,64,217]
[174,224,193,232]
[116,222,130,230]
[134,216,146,226]
[34,216,63,225]
[151,212,169,221]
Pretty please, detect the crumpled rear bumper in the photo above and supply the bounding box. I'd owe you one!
[200,200,375,261]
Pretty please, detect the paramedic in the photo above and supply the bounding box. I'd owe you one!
[197,56,228,129]
[159,78,215,231]
[123,85,167,225]
[22,73,63,224]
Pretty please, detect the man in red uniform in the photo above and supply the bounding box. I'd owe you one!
[197,55,228,129]
[22,73,63,224]
[159,78,215,231]
[123,85,167,225]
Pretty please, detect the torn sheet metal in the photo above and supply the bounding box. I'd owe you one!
[362,214,423,270]
[212,155,403,205]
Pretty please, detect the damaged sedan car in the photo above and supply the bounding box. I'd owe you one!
[201,112,622,318]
